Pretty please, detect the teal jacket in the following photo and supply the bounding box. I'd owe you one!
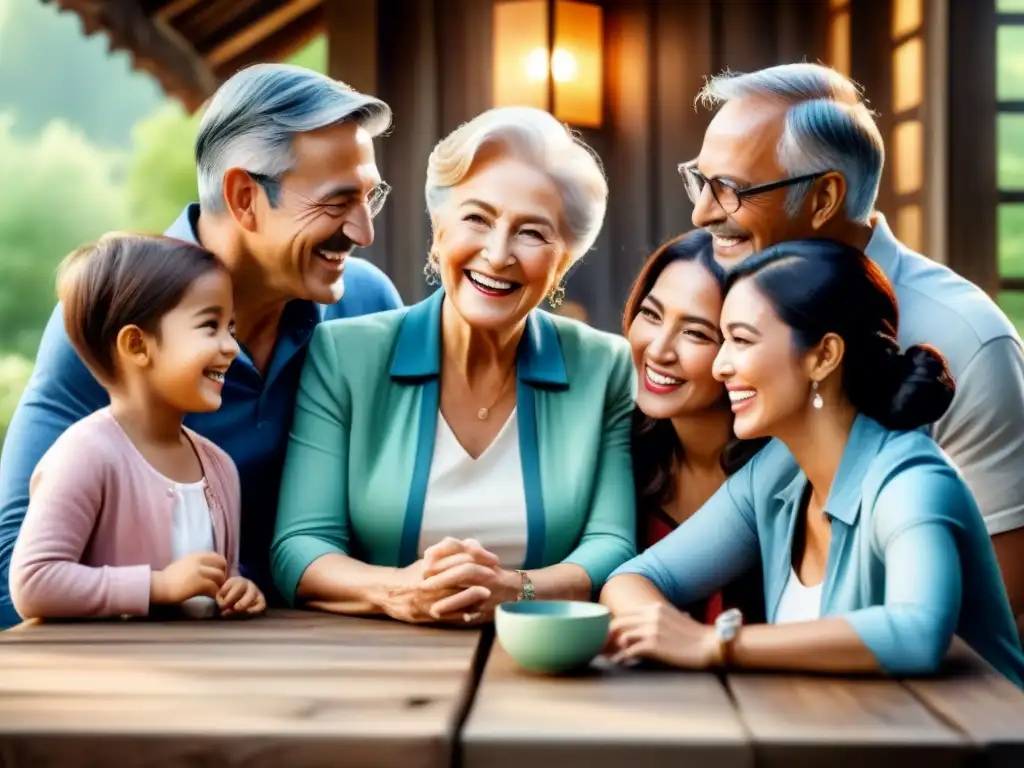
[271,289,638,604]
[611,414,1024,687]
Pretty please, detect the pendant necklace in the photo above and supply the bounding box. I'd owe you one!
[475,366,517,421]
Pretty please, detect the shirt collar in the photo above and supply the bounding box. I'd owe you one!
[165,203,201,244]
[864,211,902,284]
[389,288,569,389]
[773,414,889,526]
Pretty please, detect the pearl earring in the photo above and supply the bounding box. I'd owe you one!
[812,381,823,410]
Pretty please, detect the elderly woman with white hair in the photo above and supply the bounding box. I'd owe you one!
[270,106,636,625]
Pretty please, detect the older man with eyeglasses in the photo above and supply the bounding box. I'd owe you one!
[0,64,404,626]
[678,62,1024,640]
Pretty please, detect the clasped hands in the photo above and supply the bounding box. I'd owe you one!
[385,537,518,625]
[150,552,266,617]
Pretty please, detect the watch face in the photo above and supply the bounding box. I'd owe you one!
[716,607,743,639]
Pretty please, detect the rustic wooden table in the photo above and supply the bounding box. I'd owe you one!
[462,638,1024,768]
[0,609,483,768]
[3,610,1023,768]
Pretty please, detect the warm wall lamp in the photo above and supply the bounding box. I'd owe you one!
[492,0,604,129]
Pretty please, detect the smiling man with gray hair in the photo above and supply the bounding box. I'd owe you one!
[0,64,403,625]
[682,62,1024,636]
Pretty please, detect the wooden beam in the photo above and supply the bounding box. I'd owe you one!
[376,0,441,302]
[327,0,377,95]
[206,0,322,68]
[155,0,204,23]
[946,0,998,294]
[43,0,219,112]
[212,4,325,79]
[181,0,262,46]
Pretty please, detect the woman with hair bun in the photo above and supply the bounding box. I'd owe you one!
[601,240,1024,687]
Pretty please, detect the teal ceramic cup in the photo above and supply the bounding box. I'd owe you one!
[495,600,610,673]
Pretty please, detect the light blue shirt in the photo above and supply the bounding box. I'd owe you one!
[609,414,1024,688]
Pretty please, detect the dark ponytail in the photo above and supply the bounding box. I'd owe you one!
[725,240,955,431]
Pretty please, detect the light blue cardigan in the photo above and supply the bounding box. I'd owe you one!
[610,414,1024,687]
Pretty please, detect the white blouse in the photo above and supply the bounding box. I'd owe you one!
[418,409,529,568]
[170,479,217,619]
[774,567,823,624]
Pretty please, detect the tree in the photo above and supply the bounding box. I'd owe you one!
[0,115,128,358]
[126,102,201,233]
[0,0,163,149]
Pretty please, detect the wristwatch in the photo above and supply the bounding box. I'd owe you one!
[714,607,743,667]
[514,569,535,601]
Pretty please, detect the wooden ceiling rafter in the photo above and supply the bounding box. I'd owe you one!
[39,0,328,114]
[214,3,325,79]
[207,0,323,69]
[153,0,203,24]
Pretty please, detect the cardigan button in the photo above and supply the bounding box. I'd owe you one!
[167,488,175,497]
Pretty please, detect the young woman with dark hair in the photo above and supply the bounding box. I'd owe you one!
[603,239,1024,687]
[623,229,766,623]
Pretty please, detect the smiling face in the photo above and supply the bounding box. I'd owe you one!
[713,276,816,440]
[243,121,385,305]
[691,98,821,267]
[627,259,726,421]
[141,268,240,413]
[431,151,570,331]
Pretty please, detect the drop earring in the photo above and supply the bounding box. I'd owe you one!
[811,380,823,410]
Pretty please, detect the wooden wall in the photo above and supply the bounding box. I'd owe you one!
[329,0,830,332]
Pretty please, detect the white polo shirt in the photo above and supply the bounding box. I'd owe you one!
[867,213,1024,535]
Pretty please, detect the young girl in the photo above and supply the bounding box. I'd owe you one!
[9,233,265,621]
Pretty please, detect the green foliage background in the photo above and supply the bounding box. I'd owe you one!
[0,0,326,445]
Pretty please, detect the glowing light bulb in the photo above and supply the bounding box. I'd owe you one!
[524,47,579,83]
[551,48,577,83]
[526,48,548,81]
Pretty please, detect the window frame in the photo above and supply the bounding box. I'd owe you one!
[997,8,1024,292]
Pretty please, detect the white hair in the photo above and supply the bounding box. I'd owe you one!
[195,63,392,212]
[424,107,608,261]
[697,63,884,223]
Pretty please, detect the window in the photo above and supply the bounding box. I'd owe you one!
[889,0,926,251]
[997,0,1024,334]
[827,0,851,76]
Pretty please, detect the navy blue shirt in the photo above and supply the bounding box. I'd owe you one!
[0,205,403,626]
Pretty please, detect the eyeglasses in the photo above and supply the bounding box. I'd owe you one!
[677,160,829,215]
[249,173,391,219]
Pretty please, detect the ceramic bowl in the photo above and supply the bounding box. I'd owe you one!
[495,600,610,674]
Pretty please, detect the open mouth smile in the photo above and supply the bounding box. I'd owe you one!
[314,249,346,264]
[644,365,685,395]
[204,369,227,386]
[727,388,757,412]
[465,269,522,297]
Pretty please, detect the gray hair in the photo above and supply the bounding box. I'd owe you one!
[696,63,884,223]
[196,63,392,213]
[425,107,608,261]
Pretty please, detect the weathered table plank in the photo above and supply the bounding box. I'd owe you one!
[461,641,753,768]
[727,672,969,768]
[902,639,1024,768]
[0,609,484,768]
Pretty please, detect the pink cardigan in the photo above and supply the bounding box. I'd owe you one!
[9,408,241,620]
